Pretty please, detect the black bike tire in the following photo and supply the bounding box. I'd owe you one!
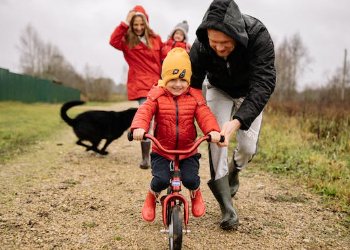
[169,204,182,250]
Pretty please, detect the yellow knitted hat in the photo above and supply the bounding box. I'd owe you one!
[158,48,192,87]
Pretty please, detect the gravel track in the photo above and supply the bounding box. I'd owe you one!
[0,101,349,250]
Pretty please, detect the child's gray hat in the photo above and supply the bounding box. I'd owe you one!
[169,20,189,42]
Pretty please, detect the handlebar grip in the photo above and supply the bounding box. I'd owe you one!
[220,135,225,143]
[127,131,147,141]
[206,134,212,142]
[206,135,225,143]
[127,131,133,141]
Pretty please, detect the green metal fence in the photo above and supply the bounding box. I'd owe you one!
[0,68,80,103]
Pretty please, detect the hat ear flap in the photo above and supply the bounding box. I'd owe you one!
[157,79,165,87]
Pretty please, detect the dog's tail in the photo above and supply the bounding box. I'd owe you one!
[60,100,85,127]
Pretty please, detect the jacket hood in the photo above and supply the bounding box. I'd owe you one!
[196,0,248,47]
[133,5,149,23]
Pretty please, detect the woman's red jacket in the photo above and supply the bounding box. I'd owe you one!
[110,22,162,100]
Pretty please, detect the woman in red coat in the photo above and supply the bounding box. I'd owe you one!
[110,5,162,169]
[130,48,222,222]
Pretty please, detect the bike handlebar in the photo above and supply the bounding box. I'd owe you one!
[127,132,224,155]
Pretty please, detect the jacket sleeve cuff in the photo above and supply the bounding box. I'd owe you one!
[232,116,248,130]
[122,21,130,27]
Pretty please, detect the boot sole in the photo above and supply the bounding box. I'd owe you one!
[220,220,239,231]
[139,165,150,169]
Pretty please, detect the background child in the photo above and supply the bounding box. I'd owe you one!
[131,48,222,222]
[161,20,191,62]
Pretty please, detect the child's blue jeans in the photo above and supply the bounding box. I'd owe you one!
[150,152,202,192]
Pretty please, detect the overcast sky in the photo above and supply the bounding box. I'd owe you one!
[0,0,349,90]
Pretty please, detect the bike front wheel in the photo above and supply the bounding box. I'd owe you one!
[168,204,183,250]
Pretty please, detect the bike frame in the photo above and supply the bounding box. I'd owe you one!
[143,134,211,230]
[128,131,223,250]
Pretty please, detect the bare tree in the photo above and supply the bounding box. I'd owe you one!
[324,56,350,104]
[84,64,114,101]
[18,24,43,76]
[274,33,310,101]
[17,24,86,92]
[341,49,348,100]
[18,24,69,80]
[17,23,116,101]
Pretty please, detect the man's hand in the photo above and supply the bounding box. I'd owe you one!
[133,128,146,141]
[218,119,242,147]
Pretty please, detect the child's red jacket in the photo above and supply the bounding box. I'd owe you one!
[131,86,220,161]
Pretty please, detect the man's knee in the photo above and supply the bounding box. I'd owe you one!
[238,140,257,157]
[234,145,257,168]
[242,147,257,159]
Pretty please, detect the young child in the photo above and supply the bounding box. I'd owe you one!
[131,48,222,222]
[160,20,191,62]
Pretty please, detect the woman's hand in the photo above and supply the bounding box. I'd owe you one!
[133,128,146,141]
[126,10,135,23]
[208,131,221,143]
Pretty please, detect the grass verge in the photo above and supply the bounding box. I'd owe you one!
[0,101,88,163]
[255,109,350,217]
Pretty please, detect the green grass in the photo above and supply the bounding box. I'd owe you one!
[255,110,350,215]
[0,102,61,162]
[0,101,94,163]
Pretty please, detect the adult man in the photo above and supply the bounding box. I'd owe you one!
[190,0,276,230]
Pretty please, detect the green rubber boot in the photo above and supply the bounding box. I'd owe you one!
[228,159,240,197]
[208,175,239,230]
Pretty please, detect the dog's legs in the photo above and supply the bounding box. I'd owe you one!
[91,147,108,155]
[77,140,91,150]
[90,140,108,155]
[77,139,106,155]
[100,139,113,154]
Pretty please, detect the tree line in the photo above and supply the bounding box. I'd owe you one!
[17,24,349,104]
[274,34,349,105]
[17,24,125,102]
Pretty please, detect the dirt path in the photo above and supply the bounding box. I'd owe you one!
[0,101,349,250]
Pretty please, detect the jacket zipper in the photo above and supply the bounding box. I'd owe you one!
[174,98,179,149]
[226,60,232,77]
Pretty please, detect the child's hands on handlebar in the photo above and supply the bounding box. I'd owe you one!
[133,128,146,141]
[208,131,221,143]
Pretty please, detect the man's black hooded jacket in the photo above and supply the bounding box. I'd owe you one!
[190,0,276,130]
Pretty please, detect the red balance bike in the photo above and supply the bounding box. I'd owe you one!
[128,132,224,250]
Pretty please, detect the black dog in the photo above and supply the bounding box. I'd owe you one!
[60,100,137,155]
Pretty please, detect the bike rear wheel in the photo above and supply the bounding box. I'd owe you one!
[169,204,182,250]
